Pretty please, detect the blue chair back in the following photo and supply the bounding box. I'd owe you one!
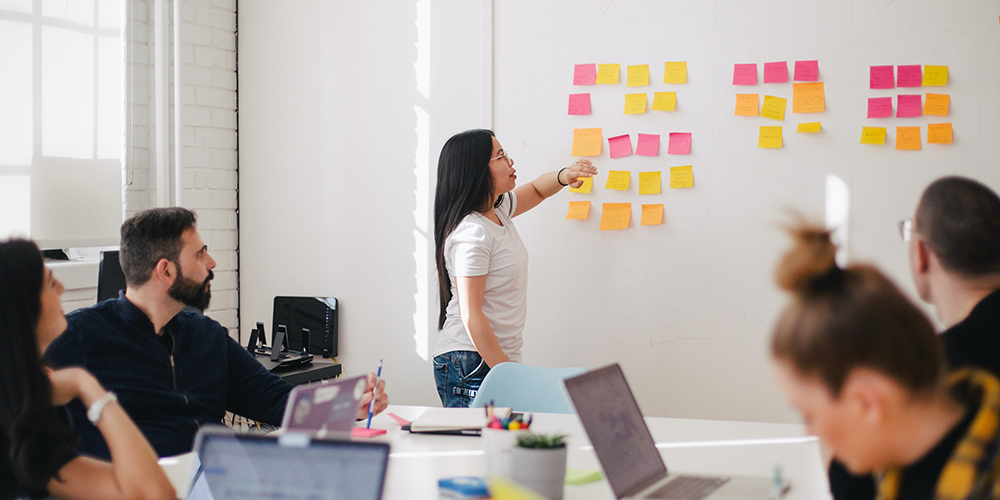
[469,363,587,414]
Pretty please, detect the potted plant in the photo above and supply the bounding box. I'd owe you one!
[509,433,568,500]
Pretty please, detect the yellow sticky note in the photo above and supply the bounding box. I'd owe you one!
[569,176,593,193]
[627,64,650,87]
[571,128,602,156]
[641,204,664,226]
[605,171,631,191]
[663,62,687,84]
[638,171,661,195]
[624,93,647,114]
[896,126,921,150]
[669,165,694,189]
[758,126,783,148]
[860,127,887,145]
[490,477,547,500]
[566,201,591,220]
[652,92,677,111]
[599,203,631,230]
[792,82,824,113]
[596,64,620,84]
[797,122,821,133]
[760,95,787,121]
[927,123,953,144]
[735,94,759,116]
[924,93,950,116]
[923,65,948,86]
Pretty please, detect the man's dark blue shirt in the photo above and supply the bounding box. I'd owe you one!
[45,292,292,459]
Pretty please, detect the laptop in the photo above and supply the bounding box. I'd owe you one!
[563,364,777,500]
[186,426,390,500]
[280,374,368,437]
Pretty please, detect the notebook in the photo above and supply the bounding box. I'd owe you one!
[407,407,512,435]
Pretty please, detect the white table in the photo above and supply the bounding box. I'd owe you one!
[365,405,831,500]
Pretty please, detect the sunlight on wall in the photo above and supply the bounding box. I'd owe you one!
[412,0,432,361]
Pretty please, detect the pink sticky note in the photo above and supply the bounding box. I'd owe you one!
[636,134,660,156]
[733,64,757,85]
[763,61,788,83]
[867,97,893,118]
[870,65,895,89]
[387,412,411,426]
[568,93,591,115]
[793,60,819,81]
[897,65,922,87]
[667,132,692,155]
[897,95,922,118]
[608,134,633,159]
[352,427,387,438]
[573,64,596,85]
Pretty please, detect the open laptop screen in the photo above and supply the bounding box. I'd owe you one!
[564,364,668,498]
[192,431,389,500]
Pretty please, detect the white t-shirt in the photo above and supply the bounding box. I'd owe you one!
[433,192,528,363]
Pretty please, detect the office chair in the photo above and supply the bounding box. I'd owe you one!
[97,250,127,303]
[470,363,587,414]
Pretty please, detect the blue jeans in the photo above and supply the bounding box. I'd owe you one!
[433,351,491,408]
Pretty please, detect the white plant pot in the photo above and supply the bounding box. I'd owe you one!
[482,428,529,479]
[509,446,568,500]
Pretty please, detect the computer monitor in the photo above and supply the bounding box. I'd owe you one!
[272,296,338,357]
[97,250,126,303]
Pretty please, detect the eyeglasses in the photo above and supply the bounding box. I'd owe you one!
[490,151,513,166]
[898,219,915,242]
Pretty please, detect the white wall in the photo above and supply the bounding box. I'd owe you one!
[238,1,488,405]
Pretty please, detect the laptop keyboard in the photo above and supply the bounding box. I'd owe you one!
[647,476,730,500]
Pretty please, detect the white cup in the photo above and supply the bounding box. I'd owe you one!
[482,428,528,479]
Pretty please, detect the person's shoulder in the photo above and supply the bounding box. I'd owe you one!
[64,299,117,332]
[178,310,229,337]
[448,215,490,243]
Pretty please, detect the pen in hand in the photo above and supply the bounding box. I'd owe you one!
[366,359,382,429]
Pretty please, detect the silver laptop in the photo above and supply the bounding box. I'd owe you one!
[280,374,367,437]
[564,364,778,500]
[187,426,390,500]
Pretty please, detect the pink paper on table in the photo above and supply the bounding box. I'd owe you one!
[352,428,387,438]
[733,64,757,85]
[608,134,633,159]
[763,62,788,83]
[897,95,922,118]
[636,134,660,156]
[387,412,411,426]
[568,93,591,115]
[793,60,819,81]
[870,65,895,89]
[573,64,596,85]
[667,132,692,155]
[897,65,922,87]
[867,97,893,118]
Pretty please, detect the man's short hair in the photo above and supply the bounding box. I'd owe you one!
[915,176,1000,277]
[120,207,197,287]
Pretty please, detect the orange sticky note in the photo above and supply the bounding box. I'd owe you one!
[605,171,631,191]
[569,176,593,193]
[792,82,824,113]
[896,126,921,150]
[924,93,950,116]
[735,94,759,116]
[922,65,948,86]
[663,62,687,84]
[566,201,591,220]
[758,126,783,148]
[599,203,631,230]
[624,93,647,114]
[627,64,650,87]
[760,95,787,121]
[860,127,887,145]
[596,64,620,84]
[669,165,694,189]
[638,171,661,195]
[571,128,602,156]
[652,92,677,111]
[927,123,953,144]
[641,204,664,226]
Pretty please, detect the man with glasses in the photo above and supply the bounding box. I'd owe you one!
[829,176,1000,500]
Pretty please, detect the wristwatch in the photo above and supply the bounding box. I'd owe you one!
[87,391,118,425]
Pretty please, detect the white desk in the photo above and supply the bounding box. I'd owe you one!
[366,405,831,500]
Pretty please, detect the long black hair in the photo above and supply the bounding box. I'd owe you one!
[0,239,77,499]
[433,129,504,329]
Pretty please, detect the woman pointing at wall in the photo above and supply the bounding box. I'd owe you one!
[431,129,597,408]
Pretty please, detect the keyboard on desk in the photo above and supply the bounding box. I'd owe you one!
[647,476,730,500]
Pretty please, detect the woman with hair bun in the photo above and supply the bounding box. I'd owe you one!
[770,225,1000,500]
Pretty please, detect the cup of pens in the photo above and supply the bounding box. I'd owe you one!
[482,402,531,479]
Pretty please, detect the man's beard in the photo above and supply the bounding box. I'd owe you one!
[168,266,213,311]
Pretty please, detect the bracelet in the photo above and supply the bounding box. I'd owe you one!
[557,167,569,186]
[87,391,117,426]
